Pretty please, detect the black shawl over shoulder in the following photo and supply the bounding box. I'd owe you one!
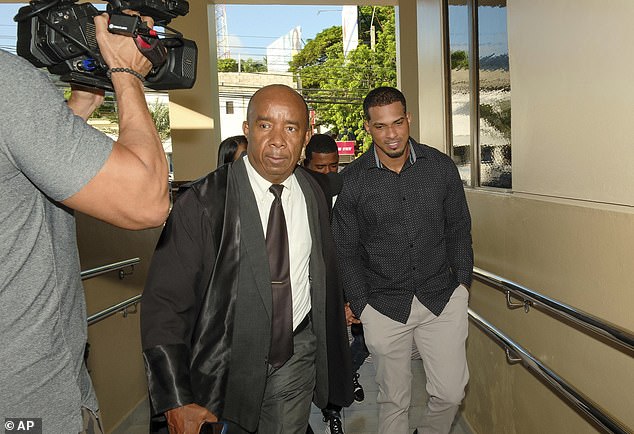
[141,163,353,432]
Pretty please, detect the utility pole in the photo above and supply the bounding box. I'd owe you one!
[370,6,376,50]
[215,4,230,59]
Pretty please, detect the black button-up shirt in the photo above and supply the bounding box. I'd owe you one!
[332,139,473,323]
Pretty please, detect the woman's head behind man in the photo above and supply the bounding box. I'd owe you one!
[218,135,248,166]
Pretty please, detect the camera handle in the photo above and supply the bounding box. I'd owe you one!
[108,13,167,68]
[134,35,167,68]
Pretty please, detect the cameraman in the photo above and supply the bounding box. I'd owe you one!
[0,11,169,434]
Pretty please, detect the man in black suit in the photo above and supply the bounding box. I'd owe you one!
[141,84,353,434]
[303,134,368,434]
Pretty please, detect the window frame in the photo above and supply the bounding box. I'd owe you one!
[443,0,511,191]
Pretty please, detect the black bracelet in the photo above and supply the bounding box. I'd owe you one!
[106,67,145,82]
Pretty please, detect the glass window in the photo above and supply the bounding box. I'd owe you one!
[448,0,472,186]
[446,0,511,189]
[478,0,511,188]
[226,100,234,114]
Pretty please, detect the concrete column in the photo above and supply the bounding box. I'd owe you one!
[415,0,448,152]
[168,2,222,180]
[396,0,421,140]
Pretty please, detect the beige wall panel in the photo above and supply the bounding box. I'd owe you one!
[465,323,604,434]
[416,0,447,152]
[509,0,634,206]
[169,3,221,180]
[171,129,217,180]
[76,214,162,432]
[469,191,633,328]
[469,321,611,434]
[464,326,517,433]
[464,190,634,432]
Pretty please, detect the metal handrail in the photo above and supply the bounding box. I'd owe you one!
[468,308,631,434]
[87,294,141,326]
[473,267,634,352]
[80,258,141,281]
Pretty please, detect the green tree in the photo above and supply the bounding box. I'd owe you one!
[241,57,267,73]
[148,99,171,142]
[63,89,168,140]
[219,57,267,73]
[290,6,396,155]
[289,26,342,91]
[480,101,511,140]
[451,50,469,70]
[64,88,116,121]
[218,58,238,72]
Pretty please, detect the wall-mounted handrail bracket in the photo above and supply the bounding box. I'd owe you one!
[87,294,142,326]
[118,264,135,280]
[505,347,522,364]
[469,308,630,434]
[122,302,139,317]
[505,290,532,313]
[81,257,141,281]
[474,266,634,352]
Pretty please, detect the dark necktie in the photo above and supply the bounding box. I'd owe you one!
[266,184,293,368]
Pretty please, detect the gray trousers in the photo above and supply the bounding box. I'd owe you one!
[361,285,469,434]
[227,321,317,434]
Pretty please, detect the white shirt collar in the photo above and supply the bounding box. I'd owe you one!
[243,154,296,201]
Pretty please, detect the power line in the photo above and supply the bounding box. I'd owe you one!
[226,45,295,52]
[228,34,281,40]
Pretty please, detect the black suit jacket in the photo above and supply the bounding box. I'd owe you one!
[141,158,353,432]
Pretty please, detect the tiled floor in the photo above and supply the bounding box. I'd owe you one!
[112,359,471,434]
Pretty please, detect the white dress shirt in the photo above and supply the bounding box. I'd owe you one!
[243,155,312,330]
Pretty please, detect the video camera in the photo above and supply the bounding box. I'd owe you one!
[14,0,197,90]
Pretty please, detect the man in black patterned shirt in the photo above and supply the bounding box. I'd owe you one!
[332,87,473,434]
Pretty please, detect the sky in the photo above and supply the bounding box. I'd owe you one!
[0,4,21,52]
[0,3,343,56]
[222,5,342,60]
[2,3,507,59]
[449,4,508,57]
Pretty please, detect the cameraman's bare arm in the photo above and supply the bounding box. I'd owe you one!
[67,85,105,120]
[62,13,169,230]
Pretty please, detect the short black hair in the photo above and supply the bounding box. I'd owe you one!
[304,134,338,166]
[363,86,407,120]
[217,135,248,166]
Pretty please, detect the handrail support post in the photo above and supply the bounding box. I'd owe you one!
[505,347,522,364]
[506,290,532,313]
[122,302,139,318]
[118,264,135,280]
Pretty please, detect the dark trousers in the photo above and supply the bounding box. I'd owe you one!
[350,323,370,373]
[322,323,370,414]
[227,321,317,434]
